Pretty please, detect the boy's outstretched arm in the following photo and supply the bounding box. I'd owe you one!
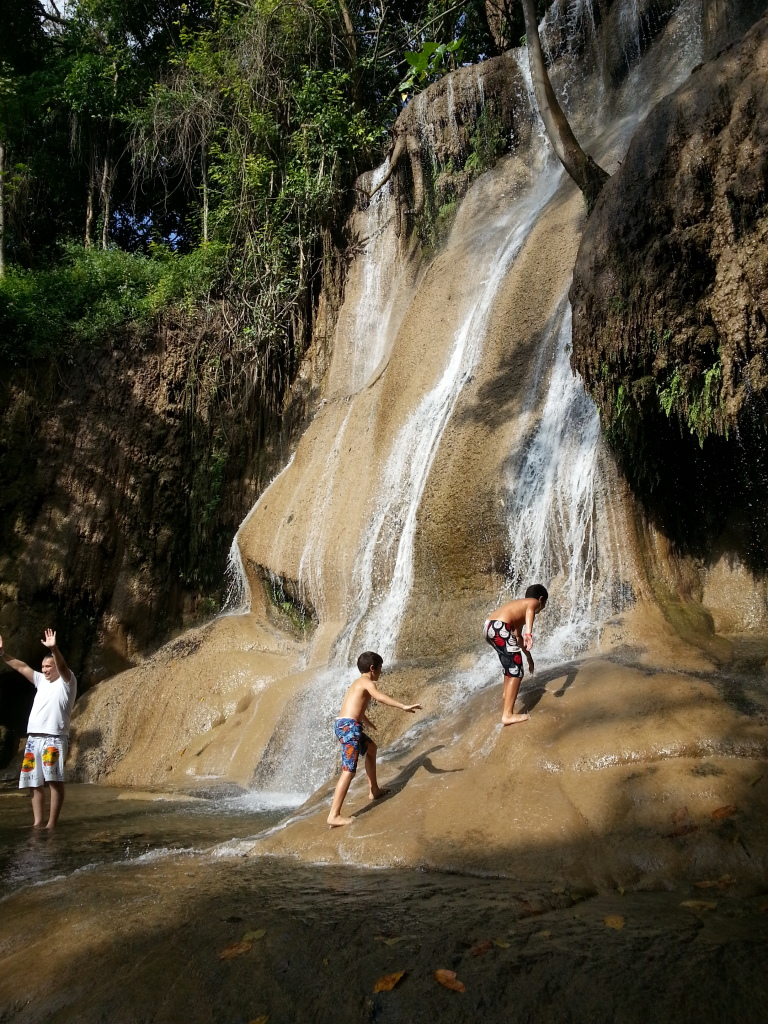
[522,600,537,651]
[367,684,421,713]
[0,635,35,683]
[41,629,72,684]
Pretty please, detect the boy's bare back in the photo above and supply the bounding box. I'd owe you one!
[488,597,540,635]
[337,675,377,722]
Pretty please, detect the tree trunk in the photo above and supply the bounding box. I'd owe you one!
[100,150,111,249]
[201,148,208,243]
[520,0,609,211]
[337,0,362,111]
[0,140,5,277]
[85,146,96,249]
[367,135,406,200]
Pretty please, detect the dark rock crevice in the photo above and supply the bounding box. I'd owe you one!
[570,14,768,569]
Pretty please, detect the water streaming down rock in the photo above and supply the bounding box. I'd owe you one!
[227,0,712,800]
[68,0,733,806]
[222,454,295,615]
[338,161,563,665]
[345,162,404,394]
[502,301,621,659]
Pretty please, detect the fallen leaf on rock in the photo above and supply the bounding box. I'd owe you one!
[375,936,405,947]
[749,774,763,787]
[718,874,735,886]
[434,969,466,992]
[219,940,253,959]
[711,805,737,821]
[533,930,552,939]
[247,1017,269,1024]
[243,929,266,942]
[518,901,543,916]
[694,881,718,889]
[663,824,699,838]
[470,940,493,956]
[617,887,625,896]
[551,887,565,895]
[373,971,406,993]
[493,939,511,949]
[604,915,625,930]
[672,806,688,823]
[322,957,329,966]
[680,900,717,911]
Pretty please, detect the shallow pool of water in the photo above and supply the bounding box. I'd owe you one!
[0,782,287,899]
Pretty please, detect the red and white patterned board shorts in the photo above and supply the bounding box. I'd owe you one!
[484,619,525,678]
[19,735,68,788]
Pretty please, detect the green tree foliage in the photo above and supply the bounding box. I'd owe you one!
[0,0,500,391]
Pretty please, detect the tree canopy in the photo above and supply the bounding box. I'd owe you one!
[0,0,511,374]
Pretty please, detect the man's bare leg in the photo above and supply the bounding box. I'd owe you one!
[30,786,45,827]
[327,770,355,826]
[501,675,530,726]
[47,782,65,829]
[364,742,389,800]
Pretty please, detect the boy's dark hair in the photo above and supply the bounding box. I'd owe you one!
[357,651,383,674]
[525,584,549,604]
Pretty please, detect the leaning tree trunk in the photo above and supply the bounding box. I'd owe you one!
[521,0,609,211]
[85,145,96,249]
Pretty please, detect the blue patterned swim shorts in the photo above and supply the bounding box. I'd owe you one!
[334,718,370,773]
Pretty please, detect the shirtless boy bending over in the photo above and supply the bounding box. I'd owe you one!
[328,651,421,827]
[484,584,548,726]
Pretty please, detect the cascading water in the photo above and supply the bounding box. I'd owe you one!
[222,454,295,615]
[338,161,562,665]
[218,0,710,804]
[501,301,623,659]
[346,162,405,393]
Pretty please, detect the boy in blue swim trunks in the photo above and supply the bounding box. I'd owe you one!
[484,584,548,726]
[328,651,422,827]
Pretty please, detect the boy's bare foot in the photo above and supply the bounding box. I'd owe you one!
[327,815,355,827]
[501,713,530,726]
[369,788,390,801]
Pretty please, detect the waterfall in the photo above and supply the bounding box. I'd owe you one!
[502,302,623,660]
[337,161,563,665]
[297,404,354,617]
[218,0,710,805]
[222,454,295,615]
[347,162,403,393]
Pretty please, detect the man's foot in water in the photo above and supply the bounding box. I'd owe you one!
[501,713,530,726]
[327,814,355,827]
[369,788,390,801]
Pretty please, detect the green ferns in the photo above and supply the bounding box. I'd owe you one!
[656,362,725,445]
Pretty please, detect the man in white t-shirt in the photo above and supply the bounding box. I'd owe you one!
[0,629,77,828]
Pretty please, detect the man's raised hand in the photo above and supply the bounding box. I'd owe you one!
[41,629,57,649]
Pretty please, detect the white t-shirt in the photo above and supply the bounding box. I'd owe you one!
[27,670,78,737]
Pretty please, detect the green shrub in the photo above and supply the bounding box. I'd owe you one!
[0,243,229,363]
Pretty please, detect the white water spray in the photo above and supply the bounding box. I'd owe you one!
[339,164,563,664]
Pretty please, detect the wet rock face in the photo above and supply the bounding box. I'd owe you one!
[0,322,282,696]
[570,15,768,566]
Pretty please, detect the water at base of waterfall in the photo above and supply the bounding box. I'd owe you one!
[0,782,287,900]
